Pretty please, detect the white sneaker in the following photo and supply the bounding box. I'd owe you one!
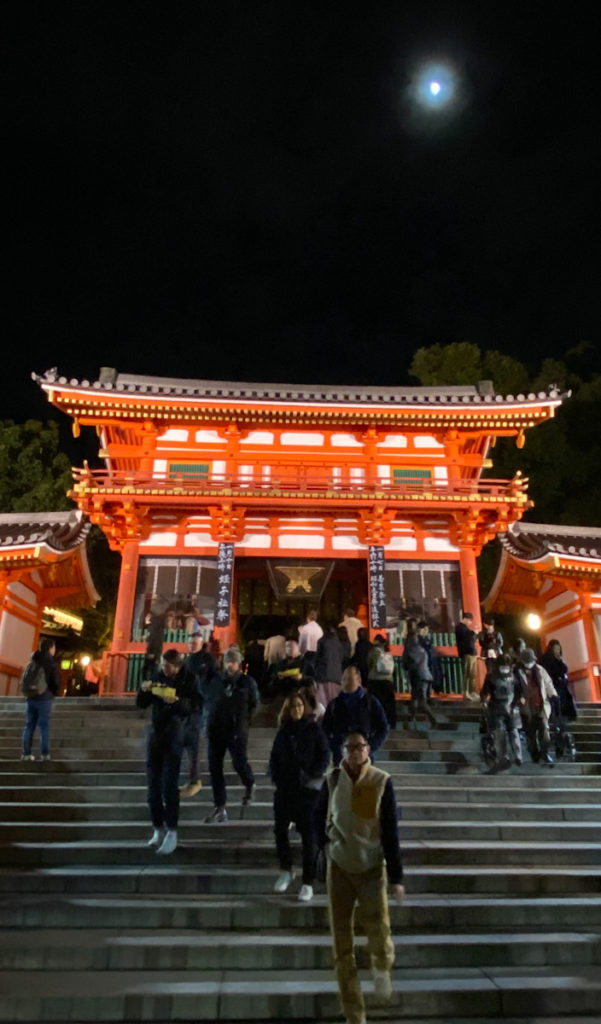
[147,828,164,847]
[372,967,393,1003]
[21,754,35,761]
[156,829,177,855]
[273,870,294,893]
[298,884,313,902]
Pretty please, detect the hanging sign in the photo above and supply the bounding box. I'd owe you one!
[368,545,387,629]
[214,543,235,626]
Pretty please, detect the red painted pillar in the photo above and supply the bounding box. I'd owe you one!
[458,547,481,629]
[109,541,139,695]
[580,593,601,701]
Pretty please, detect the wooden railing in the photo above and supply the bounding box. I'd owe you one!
[72,465,527,501]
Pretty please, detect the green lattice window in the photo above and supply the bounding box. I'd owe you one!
[392,467,432,484]
[168,462,209,480]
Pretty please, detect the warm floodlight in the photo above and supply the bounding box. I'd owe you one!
[526,613,542,632]
[430,81,441,95]
[81,655,91,667]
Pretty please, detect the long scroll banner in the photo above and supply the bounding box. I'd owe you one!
[214,543,235,626]
[368,545,387,630]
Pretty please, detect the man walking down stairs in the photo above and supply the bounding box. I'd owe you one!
[1,695,601,1021]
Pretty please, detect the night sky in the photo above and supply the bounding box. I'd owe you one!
[6,2,600,423]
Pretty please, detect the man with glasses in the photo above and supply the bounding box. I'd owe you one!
[317,730,404,1024]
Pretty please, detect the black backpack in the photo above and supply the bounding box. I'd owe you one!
[20,659,48,697]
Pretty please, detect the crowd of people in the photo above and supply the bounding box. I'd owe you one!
[18,607,579,1024]
[461,613,579,773]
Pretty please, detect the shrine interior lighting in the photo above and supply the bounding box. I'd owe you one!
[526,612,542,631]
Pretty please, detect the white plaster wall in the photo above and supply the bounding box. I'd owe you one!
[158,429,189,442]
[332,536,364,550]
[211,460,226,477]
[377,435,408,448]
[240,534,272,548]
[195,429,226,444]
[139,532,177,548]
[545,589,577,615]
[331,433,362,447]
[184,533,218,548]
[387,536,418,551]
[378,465,391,482]
[414,435,444,449]
[153,459,167,477]
[424,536,459,552]
[0,611,36,670]
[433,466,448,481]
[350,467,365,483]
[240,431,274,444]
[278,534,325,549]
[552,620,588,672]
[8,581,37,607]
[280,432,324,445]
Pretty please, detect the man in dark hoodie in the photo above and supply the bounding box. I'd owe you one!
[322,666,389,766]
[204,646,259,823]
[21,637,59,761]
[136,648,199,855]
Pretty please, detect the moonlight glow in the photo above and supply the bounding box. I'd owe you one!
[412,62,457,110]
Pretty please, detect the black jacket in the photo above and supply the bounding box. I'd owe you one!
[136,666,200,735]
[207,670,259,736]
[401,638,432,682]
[314,634,344,684]
[455,621,477,657]
[30,649,60,701]
[322,688,389,758]
[268,717,330,794]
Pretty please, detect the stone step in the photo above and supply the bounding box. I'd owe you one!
[2,839,601,869]
[1,926,600,971]
[5,757,601,776]
[4,767,601,788]
[2,863,601,897]
[6,892,601,931]
[5,798,601,823]
[0,964,601,1020]
[3,817,601,843]
[4,783,601,804]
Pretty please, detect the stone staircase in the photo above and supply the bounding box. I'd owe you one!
[1,696,601,1023]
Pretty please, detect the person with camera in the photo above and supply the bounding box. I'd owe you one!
[136,648,199,855]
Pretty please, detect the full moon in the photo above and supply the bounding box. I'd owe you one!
[411,61,458,110]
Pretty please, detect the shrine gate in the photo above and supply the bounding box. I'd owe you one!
[34,368,563,693]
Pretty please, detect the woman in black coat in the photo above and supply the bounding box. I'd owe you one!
[268,692,330,902]
[540,639,577,758]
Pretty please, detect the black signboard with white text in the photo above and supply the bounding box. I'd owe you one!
[214,543,235,626]
[368,545,387,629]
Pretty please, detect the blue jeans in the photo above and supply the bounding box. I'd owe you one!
[22,698,53,756]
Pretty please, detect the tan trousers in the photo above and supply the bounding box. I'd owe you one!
[461,654,478,695]
[327,858,394,1024]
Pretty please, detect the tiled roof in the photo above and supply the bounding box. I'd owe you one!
[501,522,601,561]
[32,368,564,408]
[0,510,91,552]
